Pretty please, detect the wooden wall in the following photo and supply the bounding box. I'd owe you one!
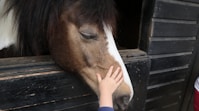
[0,49,150,111]
[140,0,199,111]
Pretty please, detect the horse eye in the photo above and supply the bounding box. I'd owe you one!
[80,31,97,40]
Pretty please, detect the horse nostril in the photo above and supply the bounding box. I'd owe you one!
[122,96,130,105]
[115,95,130,111]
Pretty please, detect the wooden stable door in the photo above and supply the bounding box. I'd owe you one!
[140,0,199,111]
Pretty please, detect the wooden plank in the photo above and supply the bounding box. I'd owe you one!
[161,103,180,111]
[0,56,53,66]
[149,68,189,86]
[0,56,97,111]
[12,96,98,111]
[183,0,199,4]
[154,0,199,20]
[148,40,195,54]
[150,53,192,71]
[0,71,97,110]
[126,57,150,111]
[147,82,184,99]
[139,0,157,52]
[187,93,194,111]
[180,33,199,111]
[151,19,198,37]
[146,93,181,110]
[0,49,150,111]
[146,102,180,111]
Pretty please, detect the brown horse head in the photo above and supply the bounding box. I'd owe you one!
[2,0,134,110]
[48,1,134,110]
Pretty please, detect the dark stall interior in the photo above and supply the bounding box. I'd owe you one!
[114,0,143,49]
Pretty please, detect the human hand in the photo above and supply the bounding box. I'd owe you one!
[97,66,124,107]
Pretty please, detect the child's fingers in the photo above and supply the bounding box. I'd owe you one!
[116,72,124,86]
[106,66,114,77]
[96,73,102,82]
[111,67,121,79]
[115,71,123,83]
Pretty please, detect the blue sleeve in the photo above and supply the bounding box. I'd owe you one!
[98,107,114,111]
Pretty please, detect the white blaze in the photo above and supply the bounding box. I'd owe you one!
[0,0,18,50]
[103,24,134,100]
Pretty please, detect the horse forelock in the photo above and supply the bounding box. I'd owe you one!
[78,0,116,28]
[4,0,117,56]
[64,0,117,35]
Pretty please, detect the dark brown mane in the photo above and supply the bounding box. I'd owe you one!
[5,0,117,56]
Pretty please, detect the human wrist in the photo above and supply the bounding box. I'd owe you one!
[99,92,113,107]
[100,89,112,95]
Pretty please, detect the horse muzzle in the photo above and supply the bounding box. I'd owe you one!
[113,95,130,111]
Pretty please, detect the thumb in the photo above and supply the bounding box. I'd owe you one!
[96,73,102,82]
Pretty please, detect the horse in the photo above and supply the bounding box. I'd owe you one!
[0,0,134,110]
